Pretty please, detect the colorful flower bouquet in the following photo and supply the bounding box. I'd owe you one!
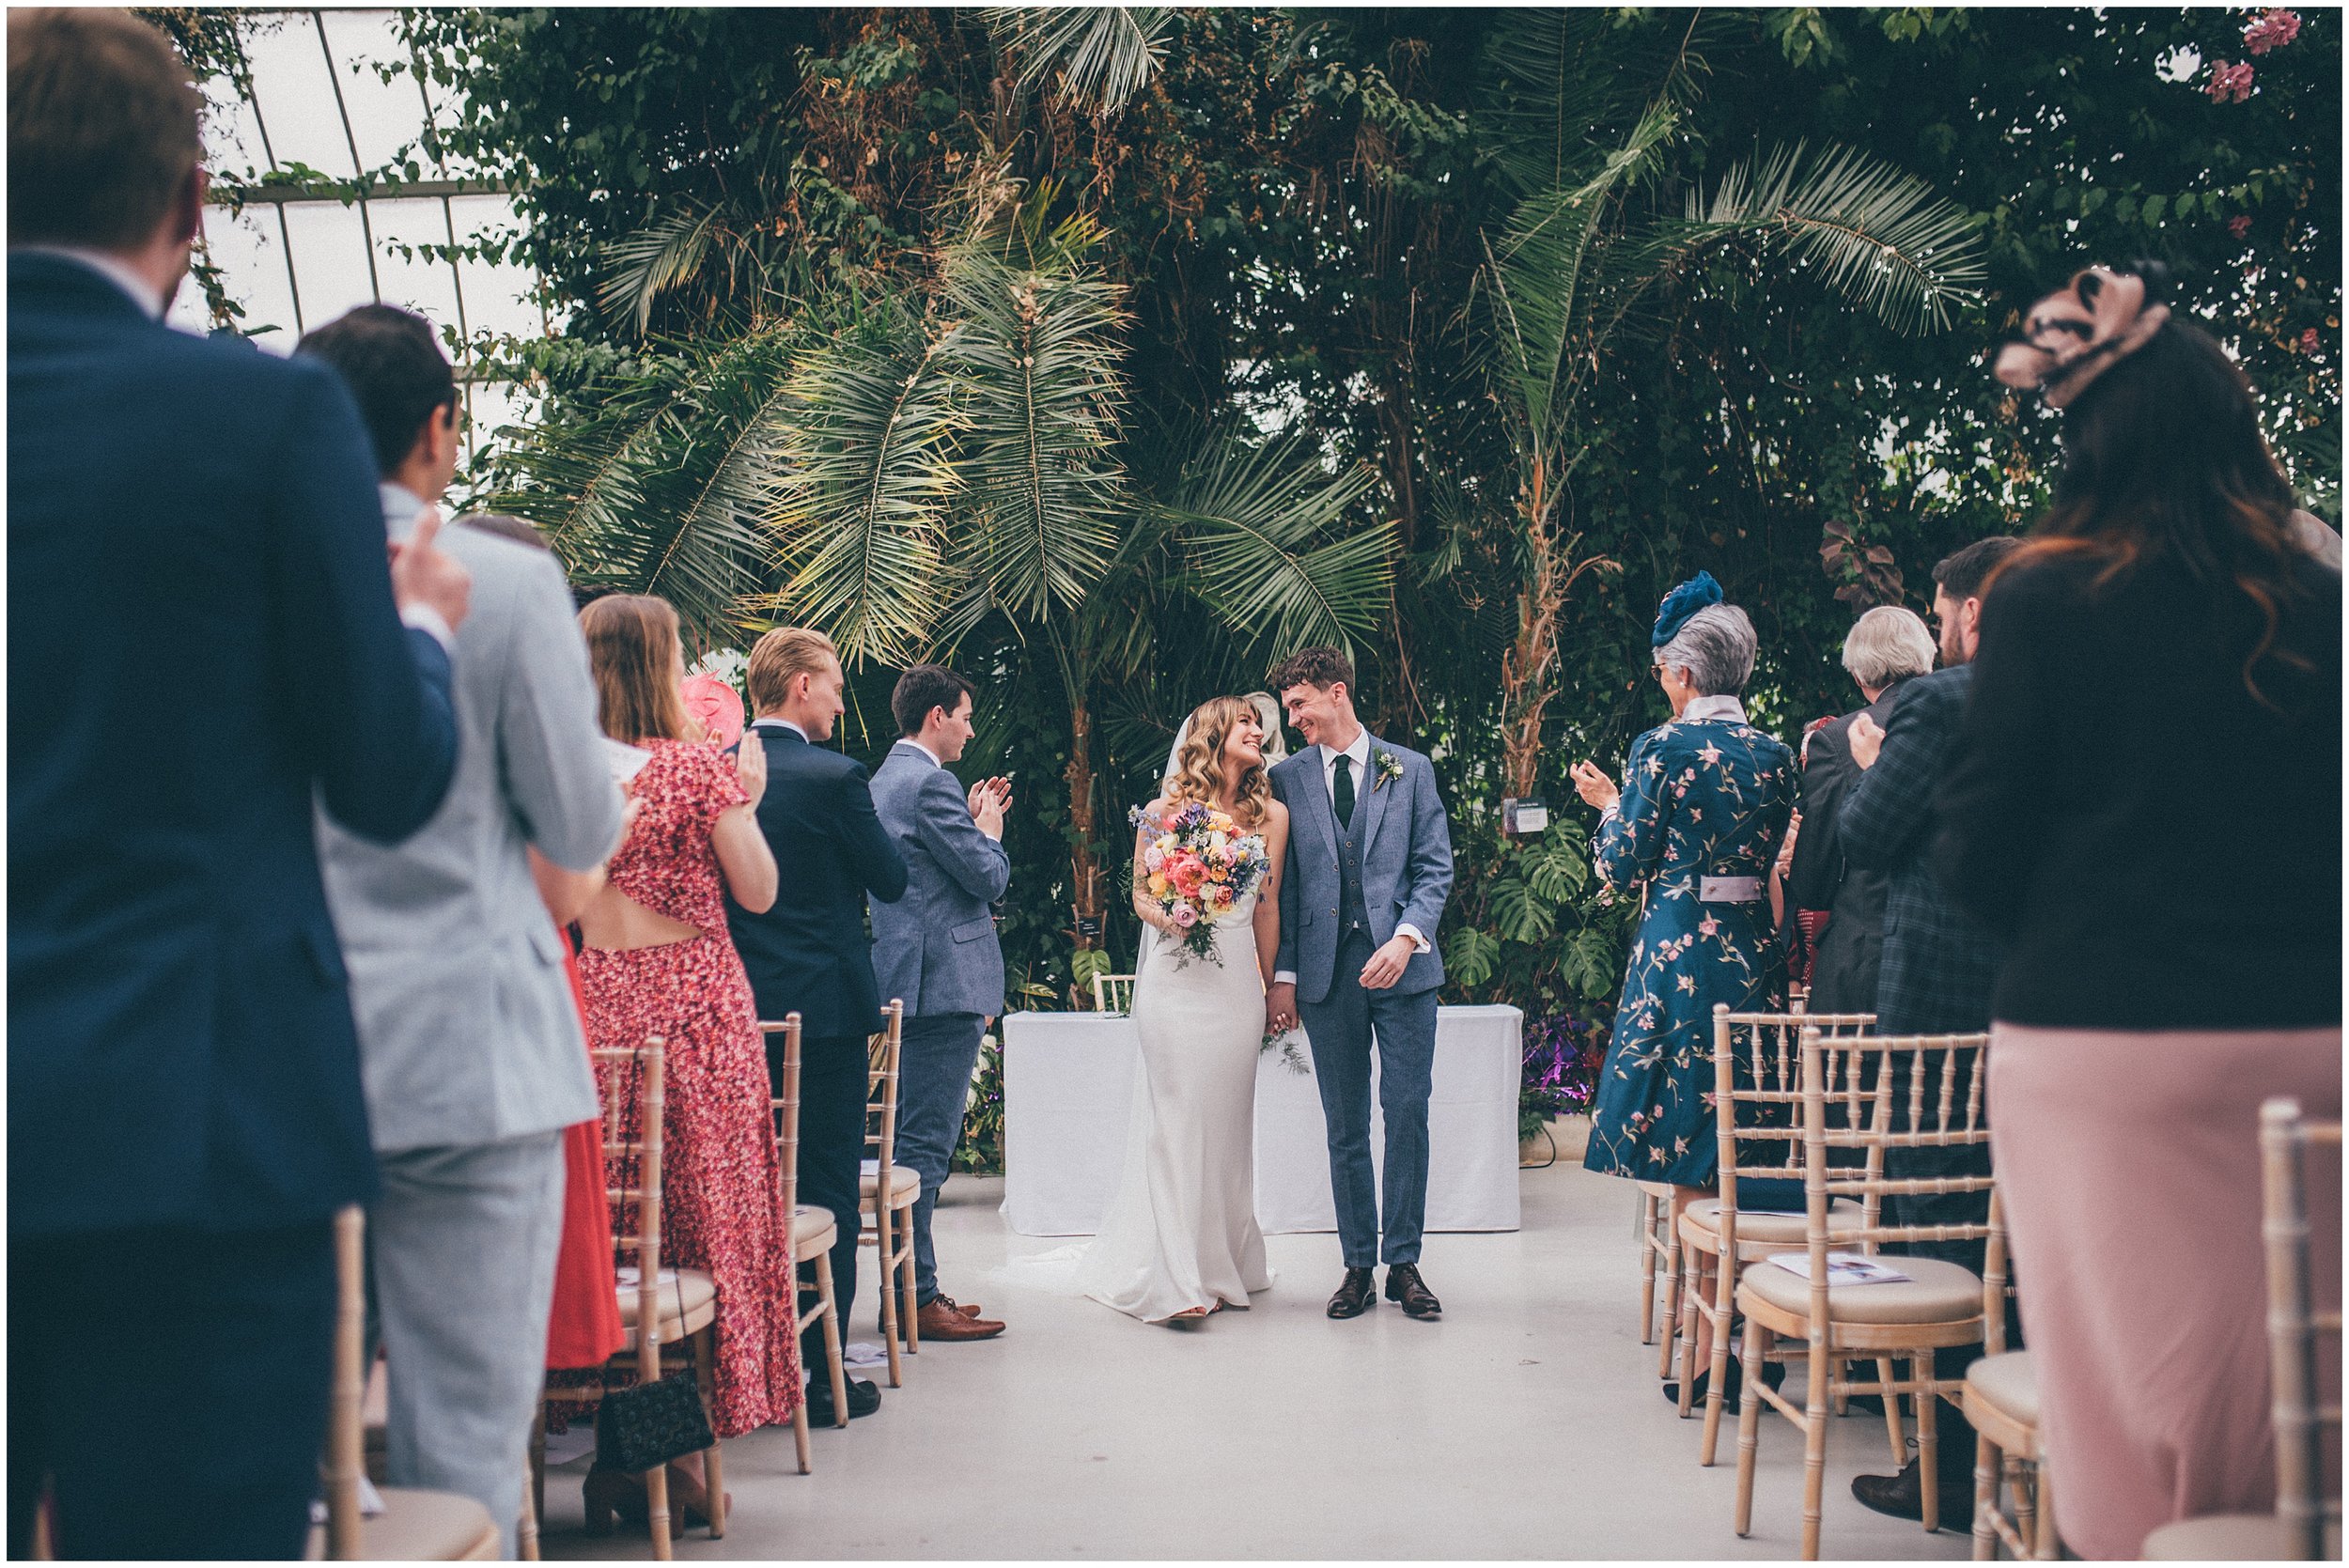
[1130,800,1268,967]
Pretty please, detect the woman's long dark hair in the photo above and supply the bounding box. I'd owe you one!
[2016,294,2315,705]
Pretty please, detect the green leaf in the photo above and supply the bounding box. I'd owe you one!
[989,7,1174,116]
[1490,876,1559,944]
[1447,924,1501,990]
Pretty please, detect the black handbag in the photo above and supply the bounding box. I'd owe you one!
[594,1370,714,1474]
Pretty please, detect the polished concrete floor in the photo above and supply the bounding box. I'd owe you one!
[542,1158,1974,1560]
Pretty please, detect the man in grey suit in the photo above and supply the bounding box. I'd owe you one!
[1784,605,1936,1014]
[1262,647,1455,1322]
[303,307,625,1554]
[867,665,1012,1342]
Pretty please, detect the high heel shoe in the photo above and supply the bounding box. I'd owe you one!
[582,1466,642,1536]
[661,1464,730,1530]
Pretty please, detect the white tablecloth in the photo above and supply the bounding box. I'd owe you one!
[1001,1004,1522,1236]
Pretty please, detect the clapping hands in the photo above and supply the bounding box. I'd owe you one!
[734,728,768,807]
[967,775,1011,840]
[1570,759,1620,811]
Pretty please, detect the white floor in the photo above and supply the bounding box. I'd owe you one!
[541,1159,1974,1560]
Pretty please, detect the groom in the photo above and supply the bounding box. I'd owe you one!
[1264,648,1455,1321]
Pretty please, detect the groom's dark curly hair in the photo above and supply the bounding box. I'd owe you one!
[1266,645,1354,695]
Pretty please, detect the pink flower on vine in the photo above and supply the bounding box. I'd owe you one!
[2300,328,2322,354]
[2243,9,2300,54]
[2206,60,2255,101]
[2229,214,2254,240]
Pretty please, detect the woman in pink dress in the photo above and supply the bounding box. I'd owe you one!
[572,594,799,1528]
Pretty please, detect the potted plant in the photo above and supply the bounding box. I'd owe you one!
[1520,1012,1607,1167]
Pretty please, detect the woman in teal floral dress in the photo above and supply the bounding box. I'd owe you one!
[1571,574,1797,1188]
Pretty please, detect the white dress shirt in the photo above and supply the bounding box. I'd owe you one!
[1272,728,1426,986]
[901,737,945,769]
[755,717,810,741]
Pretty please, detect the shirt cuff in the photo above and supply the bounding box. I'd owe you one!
[1272,970,1296,986]
[1395,923,1430,954]
[400,603,457,651]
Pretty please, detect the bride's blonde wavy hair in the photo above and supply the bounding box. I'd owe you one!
[1163,695,1273,828]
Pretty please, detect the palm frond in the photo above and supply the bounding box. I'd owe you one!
[990,7,1174,116]
[599,203,722,339]
[763,303,960,666]
[938,237,1129,623]
[1157,431,1394,658]
[1477,8,1720,197]
[1674,142,1987,334]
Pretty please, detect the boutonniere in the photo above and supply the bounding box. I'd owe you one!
[1373,750,1404,792]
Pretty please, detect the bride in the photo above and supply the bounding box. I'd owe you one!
[1076,695,1290,1325]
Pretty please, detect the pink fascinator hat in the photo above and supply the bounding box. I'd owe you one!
[679,673,745,749]
[1993,265,2171,410]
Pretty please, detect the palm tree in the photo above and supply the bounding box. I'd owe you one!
[1469,9,1985,798]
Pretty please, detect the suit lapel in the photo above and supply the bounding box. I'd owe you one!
[1299,752,1341,867]
[1359,735,1392,855]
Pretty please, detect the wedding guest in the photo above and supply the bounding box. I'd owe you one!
[1784,605,1936,1014]
[869,666,1014,1345]
[1942,267,2341,1558]
[298,306,625,1555]
[8,12,469,1558]
[1571,576,1795,1405]
[1835,535,2020,1525]
[574,595,797,1527]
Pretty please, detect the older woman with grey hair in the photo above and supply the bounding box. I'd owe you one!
[1784,605,1936,1013]
[1569,572,1797,1403]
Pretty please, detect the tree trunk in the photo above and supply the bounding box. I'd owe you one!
[1063,675,1101,941]
[1497,454,1612,800]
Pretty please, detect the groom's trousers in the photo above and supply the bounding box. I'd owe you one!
[1299,929,1441,1268]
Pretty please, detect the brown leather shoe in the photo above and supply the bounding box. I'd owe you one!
[916,1296,1004,1341]
[1384,1263,1442,1319]
[931,1293,986,1318]
[1327,1266,1377,1319]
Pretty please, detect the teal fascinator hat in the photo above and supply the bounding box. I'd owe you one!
[1652,571,1723,647]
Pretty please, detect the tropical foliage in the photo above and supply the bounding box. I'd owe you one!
[210,8,2331,1100]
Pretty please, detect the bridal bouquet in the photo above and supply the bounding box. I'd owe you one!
[1130,800,1268,966]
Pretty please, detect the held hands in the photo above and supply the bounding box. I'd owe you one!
[387,505,472,633]
[734,731,767,809]
[1774,809,1801,878]
[1570,759,1620,812]
[967,776,1011,840]
[1265,979,1298,1035]
[1358,934,1417,991]
[1847,713,1886,771]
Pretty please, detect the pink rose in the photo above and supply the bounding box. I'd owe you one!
[1172,904,1199,928]
[2244,8,2299,54]
[2229,214,2255,240]
[2300,328,2322,354]
[1169,857,1207,898]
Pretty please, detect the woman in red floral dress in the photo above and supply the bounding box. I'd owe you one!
[572,594,797,1525]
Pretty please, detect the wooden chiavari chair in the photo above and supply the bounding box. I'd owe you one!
[1964,1188,2052,1560]
[314,1206,500,1560]
[765,1014,852,1467]
[1091,973,1135,1014]
[2143,1098,2342,1560]
[1637,1182,1679,1365]
[859,1000,919,1384]
[539,1039,725,1559]
[1675,1004,1877,1467]
[1733,1028,1997,1559]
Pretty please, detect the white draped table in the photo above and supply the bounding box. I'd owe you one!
[999,1003,1523,1236]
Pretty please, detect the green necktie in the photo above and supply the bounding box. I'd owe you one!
[1332,751,1356,829]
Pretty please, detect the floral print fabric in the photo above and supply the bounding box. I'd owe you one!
[1582,717,1796,1186]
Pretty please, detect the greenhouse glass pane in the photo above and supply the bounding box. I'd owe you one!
[237,14,356,180]
[198,77,269,180]
[171,203,303,343]
[318,9,428,175]
[280,201,378,330]
[462,378,541,458]
[449,194,542,342]
[368,197,464,329]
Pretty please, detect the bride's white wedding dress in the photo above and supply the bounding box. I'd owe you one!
[1074,889,1273,1322]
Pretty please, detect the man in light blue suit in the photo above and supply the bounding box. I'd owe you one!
[867,665,1012,1341]
[1264,647,1455,1322]
[303,306,624,1554]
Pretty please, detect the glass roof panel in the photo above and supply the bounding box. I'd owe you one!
[317,9,430,175]
[278,200,381,333]
[237,13,357,180]
[173,201,303,342]
[368,197,466,328]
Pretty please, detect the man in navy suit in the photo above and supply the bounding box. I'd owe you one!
[724,628,911,1423]
[8,11,469,1558]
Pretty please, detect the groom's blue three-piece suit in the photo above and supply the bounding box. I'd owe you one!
[1270,735,1455,1268]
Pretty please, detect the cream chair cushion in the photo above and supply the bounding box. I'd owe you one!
[2142,1514,2339,1560]
[1740,1254,1983,1326]
[791,1203,838,1257]
[1964,1349,2039,1427]
[615,1266,717,1332]
[1681,1197,1864,1247]
[860,1165,920,1203]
